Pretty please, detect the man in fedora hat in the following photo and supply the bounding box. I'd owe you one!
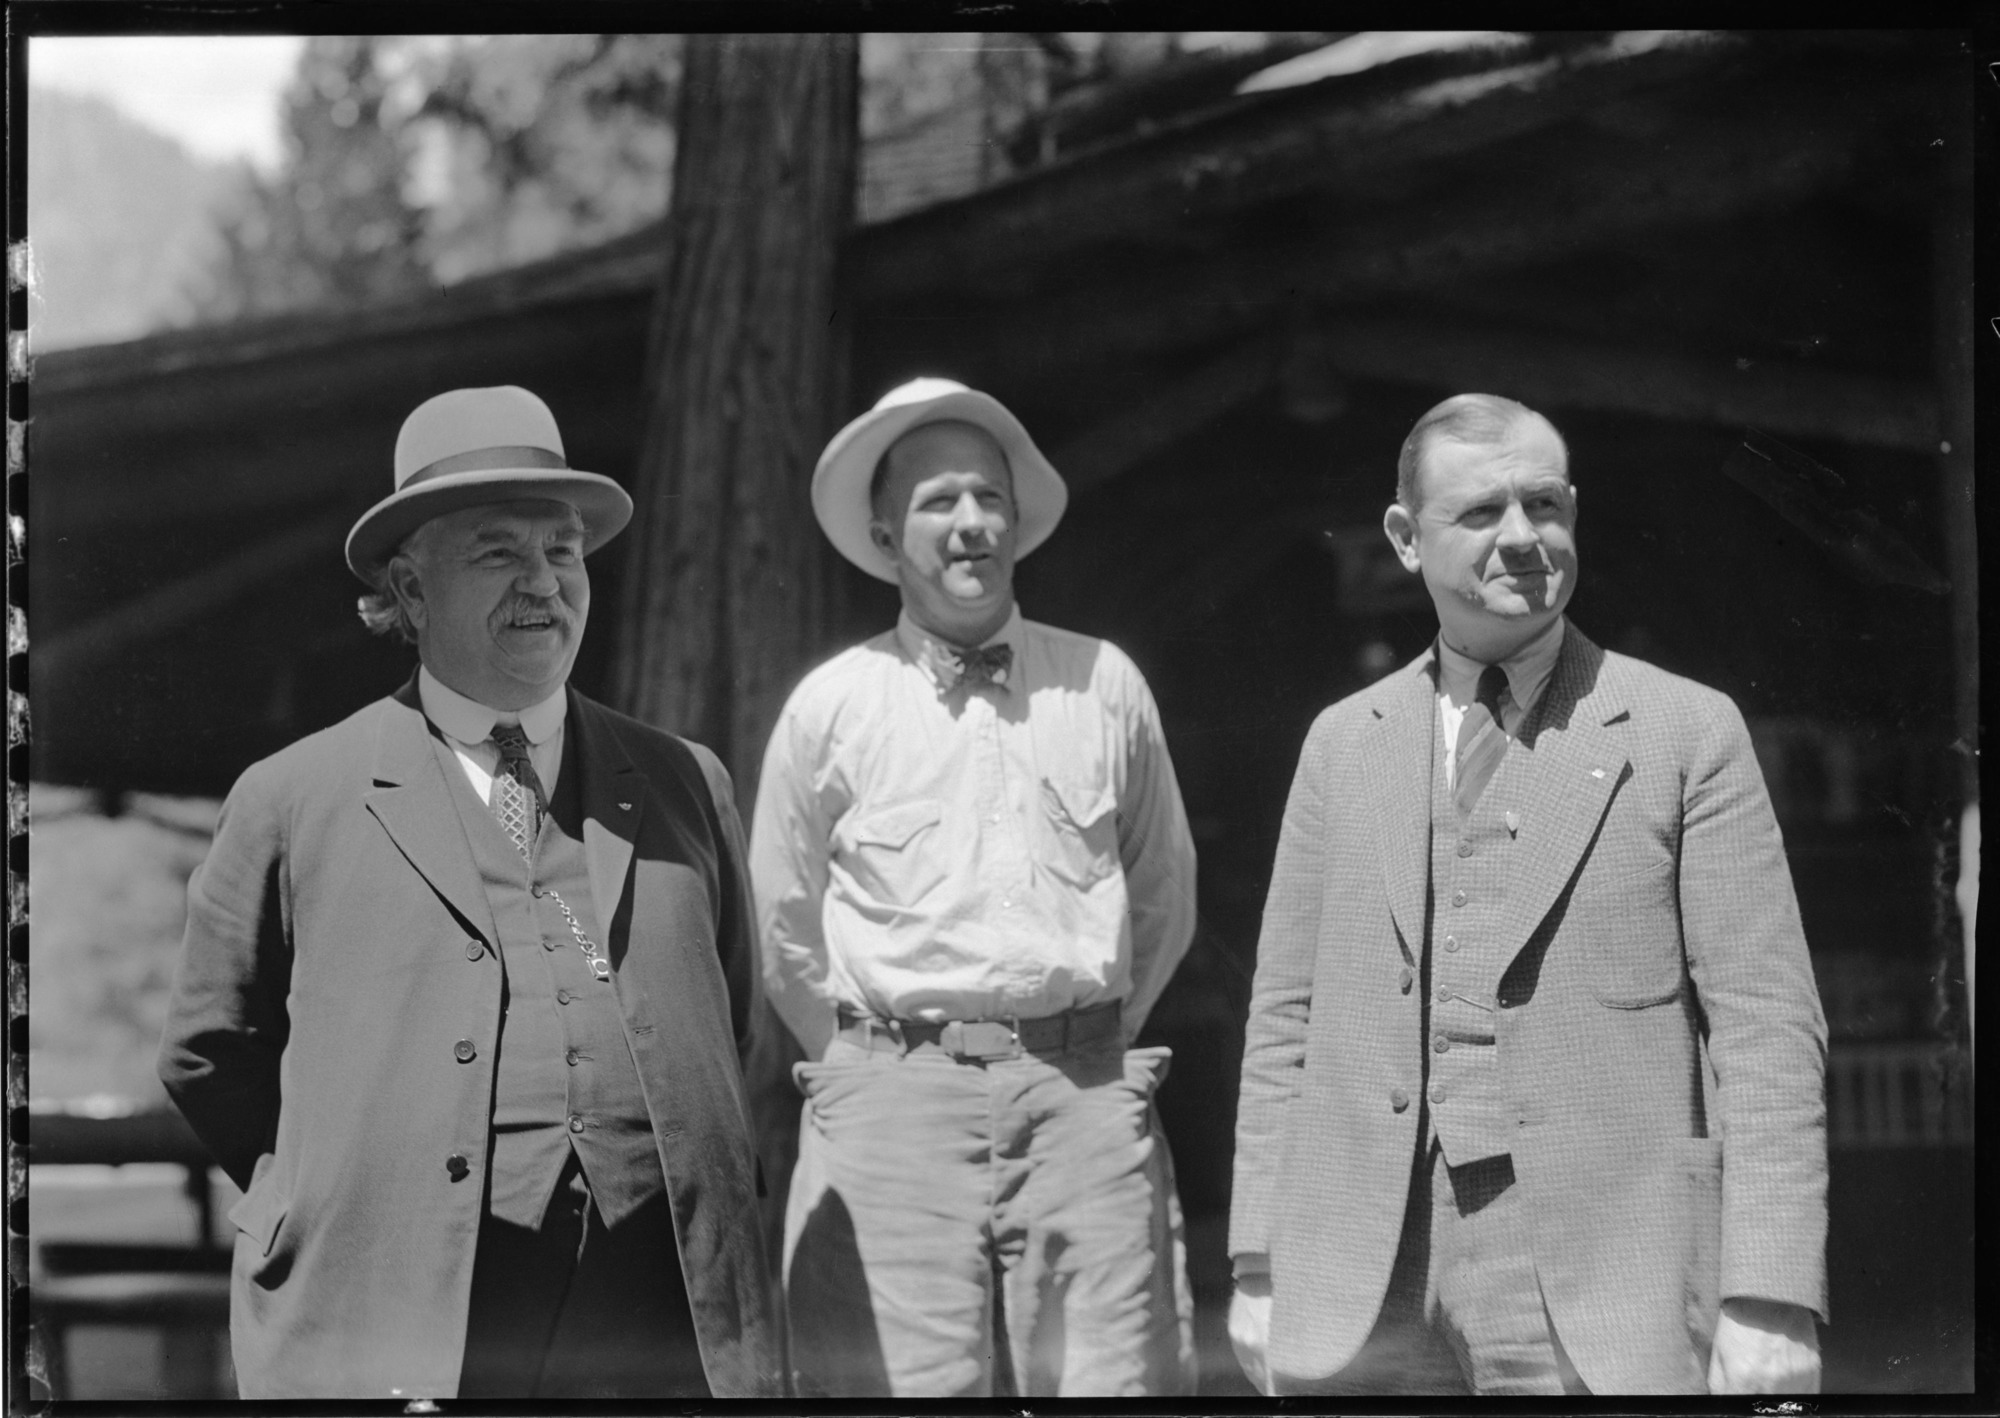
[159,386,780,1400]
[749,378,1199,1396]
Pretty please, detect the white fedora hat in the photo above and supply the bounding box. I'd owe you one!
[345,385,635,580]
[811,377,1068,583]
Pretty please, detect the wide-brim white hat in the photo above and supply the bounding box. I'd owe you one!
[345,385,634,580]
[811,377,1068,583]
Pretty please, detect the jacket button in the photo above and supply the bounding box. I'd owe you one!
[1398,968,1414,993]
[446,1153,469,1181]
[1457,840,1474,857]
[556,989,572,1006]
[465,940,483,961]
[1389,1088,1410,1112]
[1436,985,1453,1003]
[1452,890,1467,908]
[1430,1083,1447,1105]
[565,1048,581,1067]
[568,1114,585,1134]
[1444,934,1460,952]
[1433,1033,1450,1054]
[453,1039,476,1063]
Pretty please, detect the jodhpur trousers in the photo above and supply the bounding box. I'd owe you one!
[782,1035,1195,1397]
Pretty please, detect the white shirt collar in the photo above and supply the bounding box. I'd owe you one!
[894,605,1023,692]
[418,665,568,746]
[1435,617,1566,716]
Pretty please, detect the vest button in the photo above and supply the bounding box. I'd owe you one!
[1389,1088,1410,1112]
[1398,968,1414,993]
[556,989,572,1005]
[1444,935,1460,952]
[568,1114,586,1134]
[453,1039,476,1063]
[1457,840,1474,858]
[1430,1083,1447,1105]
[465,940,483,961]
[445,1153,469,1181]
[565,1048,581,1067]
[1451,890,1468,907]
[1433,1033,1450,1054]
[543,938,561,952]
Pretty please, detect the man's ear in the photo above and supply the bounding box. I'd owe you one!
[386,555,428,631]
[867,518,900,564]
[1382,502,1422,573]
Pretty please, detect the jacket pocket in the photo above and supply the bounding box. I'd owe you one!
[227,1151,290,1260]
[1581,860,1686,1008]
[1042,778,1119,888]
[835,799,946,905]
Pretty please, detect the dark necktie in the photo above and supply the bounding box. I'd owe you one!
[489,723,547,859]
[943,642,1013,690]
[1453,665,1511,816]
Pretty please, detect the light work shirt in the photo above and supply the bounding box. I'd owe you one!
[417,665,566,803]
[1435,617,1566,787]
[750,606,1199,1060]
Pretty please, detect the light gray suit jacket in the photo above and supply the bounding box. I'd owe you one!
[1230,624,1827,1393]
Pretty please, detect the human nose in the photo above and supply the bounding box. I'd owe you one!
[949,493,991,543]
[1495,500,1539,550]
[516,548,561,597]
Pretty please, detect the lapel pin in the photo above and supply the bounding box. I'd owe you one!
[618,801,633,811]
[1504,810,1520,835]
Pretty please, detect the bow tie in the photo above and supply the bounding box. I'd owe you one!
[936,642,1013,691]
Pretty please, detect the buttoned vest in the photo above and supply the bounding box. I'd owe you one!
[1423,710,1532,1166]
[437,729,665,1230]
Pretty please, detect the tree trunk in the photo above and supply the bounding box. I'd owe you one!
[612,34,858,814]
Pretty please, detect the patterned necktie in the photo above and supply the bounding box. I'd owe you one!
[1453,665,1511,817]
[942,642,1013,691]
[488,723,548,860]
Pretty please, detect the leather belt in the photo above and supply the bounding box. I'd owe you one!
[835,1000,1123,1062]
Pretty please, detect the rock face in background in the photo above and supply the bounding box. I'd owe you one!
[25,88,238,351]
[28,786,220,1109]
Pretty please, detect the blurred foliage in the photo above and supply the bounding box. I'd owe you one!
[183,32,1285,326]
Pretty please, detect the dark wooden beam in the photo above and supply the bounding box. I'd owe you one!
[854,31,1750,307]
[36,509,353,685]
[1051,339,1276,497]
[944,77,1886,389]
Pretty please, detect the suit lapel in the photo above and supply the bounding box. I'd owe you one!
[363,678,500,943]
[568,691,646,934]
[1494,625,1631,960]
[1362,655,1439,957]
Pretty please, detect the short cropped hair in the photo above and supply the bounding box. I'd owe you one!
[355,520,442,644]
[1395,393,1565,511]
[868,419,1013,524]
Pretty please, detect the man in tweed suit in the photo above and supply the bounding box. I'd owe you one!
[1227,394,1826,1395]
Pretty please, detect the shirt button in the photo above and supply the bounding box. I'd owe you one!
[1444,935,1460,952]
[556,989,572,1006]
[465,940,483,961]
[453,1039,476,1063]
[565,1048,581,1067]
[1452,890,1468,908]
[1389,1088,1410,1112]
[445,1153,469,1181]
[568,1115,585,1134]
[1430,1083,1447,1105]
[1457,840,1475,858]
[1433,1033,1450,1054]
[543,937,561,952]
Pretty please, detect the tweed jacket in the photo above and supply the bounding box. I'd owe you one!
[158,677,782,1399]
[1229,624,1827,1394]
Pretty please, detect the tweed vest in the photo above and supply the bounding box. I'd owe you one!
[1423,715,1531,1167]
[437,729,665,1230]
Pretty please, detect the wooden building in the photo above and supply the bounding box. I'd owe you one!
[29,31,1973,1388]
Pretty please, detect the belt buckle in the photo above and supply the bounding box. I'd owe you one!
[941,1019,1019,1060]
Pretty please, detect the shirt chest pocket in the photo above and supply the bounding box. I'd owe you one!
[1042,778,1120,889]
[837,798,948,906]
